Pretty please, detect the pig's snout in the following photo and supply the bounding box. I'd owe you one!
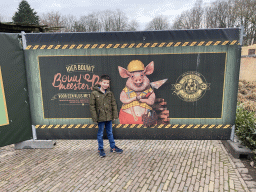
[126,71,149,91]
[134,77,143,87]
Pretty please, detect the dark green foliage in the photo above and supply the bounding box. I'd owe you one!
[12,0,39,25]
[235,103,256,150]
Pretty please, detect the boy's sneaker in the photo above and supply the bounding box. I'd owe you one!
[98,149,106,158]
[110,146,123,153]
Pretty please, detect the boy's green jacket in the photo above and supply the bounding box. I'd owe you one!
[89,85,119,122]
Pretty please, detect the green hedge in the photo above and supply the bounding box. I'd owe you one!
[235,103,256,151]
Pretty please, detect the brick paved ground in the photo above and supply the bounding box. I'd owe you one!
[0,140,255,192]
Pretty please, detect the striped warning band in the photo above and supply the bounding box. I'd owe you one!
[35,124,232,129]
[26,40,239,50]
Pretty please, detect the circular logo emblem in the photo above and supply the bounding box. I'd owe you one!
[172,71,210,102]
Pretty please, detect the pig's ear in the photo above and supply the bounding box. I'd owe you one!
[118,66,131,78]
[144,61,154,75]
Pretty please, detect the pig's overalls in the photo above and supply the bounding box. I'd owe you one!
[118,60,155,124]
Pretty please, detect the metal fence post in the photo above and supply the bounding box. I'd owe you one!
[21,31,27,50]
[239,25,244,46]
[32,125,37,141]
[21,31,38,141]
[230,26,244,142]
[230,125,235,142]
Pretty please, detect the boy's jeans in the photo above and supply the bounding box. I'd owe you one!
[97,121,115,150]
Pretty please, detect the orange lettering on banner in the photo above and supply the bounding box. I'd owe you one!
[52,73,99,90]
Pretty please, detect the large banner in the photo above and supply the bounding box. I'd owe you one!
[39,53,225,119]
[24,28,241,140]
[0,33,32,147]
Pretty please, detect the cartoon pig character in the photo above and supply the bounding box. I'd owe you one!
[118,60,155,124]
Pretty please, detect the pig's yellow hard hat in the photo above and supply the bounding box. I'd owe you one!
[127,60,145,72]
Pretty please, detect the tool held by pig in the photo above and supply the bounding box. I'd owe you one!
[136,79,168,100]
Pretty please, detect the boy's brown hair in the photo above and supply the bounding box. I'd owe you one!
[100,74,111,82]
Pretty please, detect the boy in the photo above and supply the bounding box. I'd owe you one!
[89,75,123,157]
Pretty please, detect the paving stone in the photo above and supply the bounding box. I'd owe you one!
[194,181,200,191]
[176,174,182,184]
[214,178,220,190]
[183,186,188,192]
[163,180,170,191]
[230,179,235,189]
[209,181,214,191]
[188,184,194,192]
[241,174,253,181]
[237,168,249,174]
[0,140,252,192]
[245,181,256,188]
[178,181,185,191]
[234,162,246,168]
[172,183,179,192]
[204,184,209,192]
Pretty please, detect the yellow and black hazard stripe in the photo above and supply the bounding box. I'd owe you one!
[35,124,232,129]
[26,40,239,50]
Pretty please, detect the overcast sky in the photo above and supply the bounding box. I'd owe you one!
[1,0,215,29]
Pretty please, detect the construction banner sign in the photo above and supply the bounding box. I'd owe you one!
[23,28,241,140]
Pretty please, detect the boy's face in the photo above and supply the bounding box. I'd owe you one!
[100,79,110,90]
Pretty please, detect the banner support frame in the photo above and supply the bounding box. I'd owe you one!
[239,26,244,46]
[230,125,235,142]
[14,31,54,149]
[21,31,37,141]
[229,26,243,142]
[32,125,37,140]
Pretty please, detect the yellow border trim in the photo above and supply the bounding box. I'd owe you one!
[37,51,227,120]
[26,40,239,50]
[35,124,232,129]
[0,66,9,126]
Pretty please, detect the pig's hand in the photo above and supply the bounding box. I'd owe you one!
[120,91,137,104]
[139,92,155,105]
[136,96,141,100]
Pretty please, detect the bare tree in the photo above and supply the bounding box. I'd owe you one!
[204,0,237,28]
[172,0,203,29]
[0,15,11,22]
[72,9,133,32]
[145,15,170,30]
[73,21,86,32]
[40,11,65,32]
[172,16,184,30]
[40,11,78,32]
[190,0,204,29]
[172,0,255,45]
[226,0,237,28]
[233,0,256,45]
[39,9,139,33]
[173,11,193,29]
[204,0,256,45]
[100,10,114,31]
[62,14,77,32]
[78,12,101,32]
[127,19,139,31]
[100,9,128,31]
[111,9,128,31]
